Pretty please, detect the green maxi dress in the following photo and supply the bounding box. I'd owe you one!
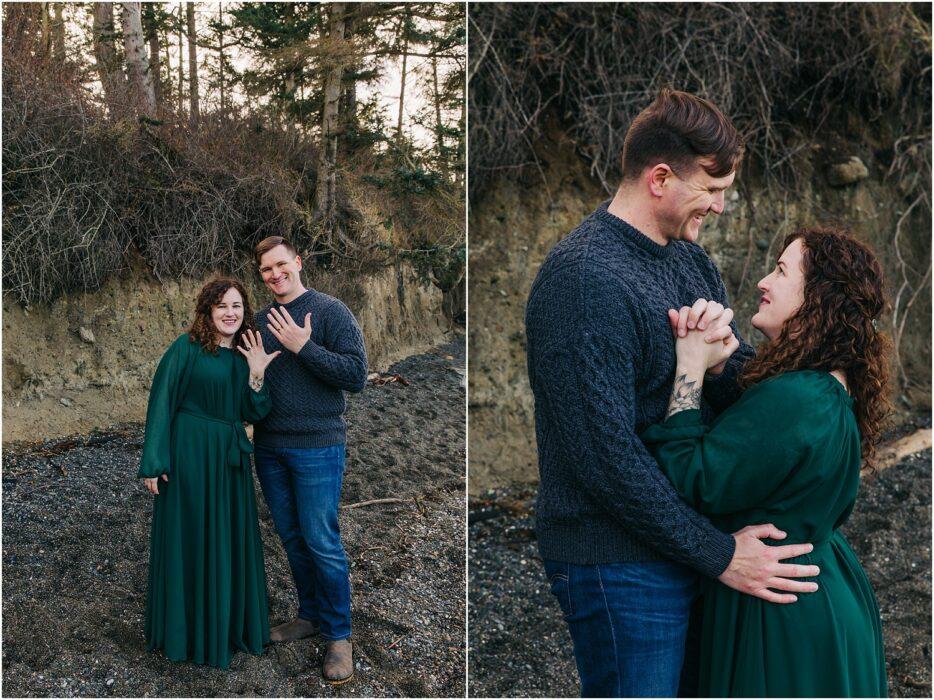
[642,370,887,697]
[138,334,272,668]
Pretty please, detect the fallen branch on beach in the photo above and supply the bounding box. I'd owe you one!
[367,372,411,386]
[902,675,931,690]
[864,428,932,476]
[342,497,411,509]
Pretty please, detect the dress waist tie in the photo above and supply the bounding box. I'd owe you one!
[176,407,253,467]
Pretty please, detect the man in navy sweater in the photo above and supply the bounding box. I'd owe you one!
[251,236,368,685]
[525,90,820,697]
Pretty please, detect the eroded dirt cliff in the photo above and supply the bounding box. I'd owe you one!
[468,130,931,492]
[3,262,449,443]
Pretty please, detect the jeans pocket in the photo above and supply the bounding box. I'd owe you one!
[545,561,574,620]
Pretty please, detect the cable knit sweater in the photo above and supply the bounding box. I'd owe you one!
[525,201,755,578]
[253,289,368,449]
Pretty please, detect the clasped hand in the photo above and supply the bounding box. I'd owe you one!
[668,299,739,373]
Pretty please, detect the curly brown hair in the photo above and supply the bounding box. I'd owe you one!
[740,227,892,469]
[188,277,255,355]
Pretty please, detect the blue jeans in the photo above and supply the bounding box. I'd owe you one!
[254,444,351,640]
[543,559,698,698]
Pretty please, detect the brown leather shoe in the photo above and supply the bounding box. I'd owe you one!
[269,618,318,643]
[323,639,353,685]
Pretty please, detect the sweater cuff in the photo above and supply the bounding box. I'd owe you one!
[299,336,329,358]
[696,527,737,578]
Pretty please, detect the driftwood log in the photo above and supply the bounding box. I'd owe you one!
[864,428,932,476]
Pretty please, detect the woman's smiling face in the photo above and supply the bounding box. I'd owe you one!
[212,286,245,341]
[751,237,806,340]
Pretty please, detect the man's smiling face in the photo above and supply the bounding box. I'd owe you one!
[259,244,303,301]
[659,159,735,243]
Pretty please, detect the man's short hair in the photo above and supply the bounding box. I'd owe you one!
[620,88,744,182]
[254,236,298,266]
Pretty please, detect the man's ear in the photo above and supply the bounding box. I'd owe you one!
[648,164,673,198]
[295,255,303,271]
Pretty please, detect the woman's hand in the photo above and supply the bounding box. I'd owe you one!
[668,299,735,340]
[665,326,739,419]
[668,301,739,374]
[143,474,168,495]
[238,329,281,379]
[675,323,740,372]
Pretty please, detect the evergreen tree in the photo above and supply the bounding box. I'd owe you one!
[227,2,322,125]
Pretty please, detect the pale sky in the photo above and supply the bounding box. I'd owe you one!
[64,2,461,147]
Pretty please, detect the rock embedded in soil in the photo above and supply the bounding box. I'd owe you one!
[827,156,869,187]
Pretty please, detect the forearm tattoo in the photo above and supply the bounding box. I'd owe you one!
[249,375,264,393]
[666,373,702,419]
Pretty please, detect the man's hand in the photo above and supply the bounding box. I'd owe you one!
[668,299,735,338]
[718,523,820,604]
[668,300,736,375]
[267,306,312,354]
[675,325,739,374]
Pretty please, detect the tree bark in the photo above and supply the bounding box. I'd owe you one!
[456,74,465,186]
[316,3,346,234]
[92,3,128,107]
[186,0,199,128]
[52,3,65,62]
[396,13,409,143]
[143,3,162,112]
[121,2,156,118]
[218,3,225,116]
[341,6,357,136]
[39,2,51,57]
[3,4,42,52]
[283,2,297,134]
[432,55,447,174]
[178,3,185,116]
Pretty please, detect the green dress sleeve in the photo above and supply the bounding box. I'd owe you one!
[641,373,833,515]
[138,335,194,478]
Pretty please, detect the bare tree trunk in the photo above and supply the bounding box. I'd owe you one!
[177,3,185,116]
[316,3,346,235]
[39,2,50,57]
[456,76,465,186]
[283,2,296,136]
[143,3,162,112]
[218,3,225,116]
[396,15,409,143]
[3,4,42,54]
[52,3,65,62]
[432,55,447,174]
[186,0,199,128]
[121,2,156,118]
[92,3,128,107]
[341,6,357,139]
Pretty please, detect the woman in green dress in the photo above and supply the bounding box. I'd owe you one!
[642,227,889,697]
[138,277,281,668]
